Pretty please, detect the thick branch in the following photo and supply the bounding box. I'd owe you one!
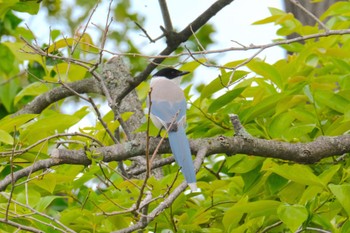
[2,134,350,191]
[14,78,102,116]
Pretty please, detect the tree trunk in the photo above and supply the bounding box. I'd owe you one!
[284,0,338,26]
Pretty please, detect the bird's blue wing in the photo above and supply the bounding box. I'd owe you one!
[150,98,196,190]
[150,99,186,125]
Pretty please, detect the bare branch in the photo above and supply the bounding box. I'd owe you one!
[158,0,173,31]
[134,21,164,43]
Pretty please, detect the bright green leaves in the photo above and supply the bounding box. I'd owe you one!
[19,108,89,144]
[14,82,50,105]
[254,7,317,37]
[329,184,350,216]
[277,204,308,232]
[247,58,283,90]
[0,43,15,75]
[0,129,13,144]
[321,1,350,29]
[223,199,280,231]
[208,87,246,113]
[0,0,40,17]
[270,164,324,187]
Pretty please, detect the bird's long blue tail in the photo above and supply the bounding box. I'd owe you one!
[168,126,196,191]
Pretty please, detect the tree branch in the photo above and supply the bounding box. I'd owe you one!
[158,0,173,32]
[2,132,350,191]
[14,78,102,116]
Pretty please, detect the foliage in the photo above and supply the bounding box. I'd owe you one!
[1,0,350,232]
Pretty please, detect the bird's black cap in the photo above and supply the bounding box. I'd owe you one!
[153,68,190,79]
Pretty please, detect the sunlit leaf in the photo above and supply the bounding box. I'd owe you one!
[0,114,37,132]
[53,63,87,81]
[277,204,308,232]
[315,90,349,114]
[201,70,249,99]
[329,184,350,216]
[247,58,283,89]
[208,86,246,113]
[35,196,63,212]
[0,44,15,75]
[270,164,324,187]
[48,38,75,53]
[0,129,13,145]
[14,82,50,105]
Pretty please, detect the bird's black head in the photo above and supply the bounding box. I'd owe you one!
[153,68,190,79]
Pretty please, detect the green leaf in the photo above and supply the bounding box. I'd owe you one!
[241,94,281,123]
[0,43,15,75]
[0,0,17,17]
[253,7,292,25]
[268,112,295,139]
[0,129,13,144]
[270,164,324,187]
[31,173,57,193]
[277,204,308,232]
[329,184,350,216]
[0,114,36,132]
[315,90,349,114]
[35,196,62,212]
[208,86,246,113]
[247,59,283,89]
[223,199,280,230]
[53,63,87,82]
[48,38,75,53]
[319,165,340,184]
[320,1,350,20]
[341,221,350,233]
[200,70,248,99]
[14,82,50,105]
[227,155,264,173]
[12,1,40,14]
[4,42,44,66]
[266,173,289,194]
[0,78,20,113]
[275,95,308,115]
[20,112,86,144]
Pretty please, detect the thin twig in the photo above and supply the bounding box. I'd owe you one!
[1,132,104,157]
[260,221,283,233]
[5,127,17,221]
[71,2,99,55]
[0,218,44,233]
[134,21,163,43]
[92,0,113,71]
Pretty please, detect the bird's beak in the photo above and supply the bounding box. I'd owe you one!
[180,71,190,76]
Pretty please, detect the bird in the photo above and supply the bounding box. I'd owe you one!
[148,67,197,191]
